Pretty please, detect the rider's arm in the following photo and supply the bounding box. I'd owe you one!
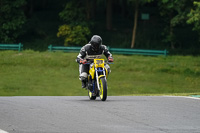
[76,46,86,63]
[102,45,113,62]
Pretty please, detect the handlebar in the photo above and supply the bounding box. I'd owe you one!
[81,60,113,65]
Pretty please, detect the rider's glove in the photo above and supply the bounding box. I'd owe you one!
[80,59,87,64]
[108,57,113,62]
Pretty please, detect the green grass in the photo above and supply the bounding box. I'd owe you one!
[0,50,200,96]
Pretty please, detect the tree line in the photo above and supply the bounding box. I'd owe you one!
[0,0,200,54]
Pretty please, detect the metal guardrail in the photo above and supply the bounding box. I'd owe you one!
[48,45,169,56]
[48,45,81,52]
[109,48,169,56]
[0,43,23,52]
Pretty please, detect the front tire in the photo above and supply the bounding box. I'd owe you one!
[99,77,107,101]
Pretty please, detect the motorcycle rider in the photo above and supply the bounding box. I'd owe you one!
[76,35,113,88]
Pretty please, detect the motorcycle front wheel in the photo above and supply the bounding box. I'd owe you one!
[99,77,107,101]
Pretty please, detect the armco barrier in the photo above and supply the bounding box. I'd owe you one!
[48,45,81,52]
[0,43,23,52]
[48,45,168,56]
[109,48,169,56]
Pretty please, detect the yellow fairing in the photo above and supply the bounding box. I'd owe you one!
[89,59,108,79]
[89,65,95,79]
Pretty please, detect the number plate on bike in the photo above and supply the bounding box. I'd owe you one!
[94,59,104,68]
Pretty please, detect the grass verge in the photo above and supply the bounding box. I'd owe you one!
[0,50,200,96]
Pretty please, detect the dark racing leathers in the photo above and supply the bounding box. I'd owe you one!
[76,44,112,83]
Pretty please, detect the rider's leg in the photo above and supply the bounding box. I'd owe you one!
[79,64,89,88]
[104,64,111,75]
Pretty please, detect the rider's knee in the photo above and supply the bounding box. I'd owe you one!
[105,64,111,74]
[79,72,88,81]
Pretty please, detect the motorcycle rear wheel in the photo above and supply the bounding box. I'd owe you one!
[99,77,107,101]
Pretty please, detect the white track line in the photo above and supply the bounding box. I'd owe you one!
[181,96,200,100]
[164,96,200,100]
[0,129,9,133]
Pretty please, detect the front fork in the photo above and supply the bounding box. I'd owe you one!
[95,68,106,90]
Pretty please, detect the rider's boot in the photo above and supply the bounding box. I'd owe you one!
[88,82,93,91]
[82,80,86,88]
[80,72,87,88]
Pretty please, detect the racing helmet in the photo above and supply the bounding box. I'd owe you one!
[90,35,102,52]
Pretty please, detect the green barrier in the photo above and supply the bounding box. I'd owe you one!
[109,48,169,56]
[48,45,169,56]
[48,45,81,52]
[190,95,200,98]
[0,43,23,52]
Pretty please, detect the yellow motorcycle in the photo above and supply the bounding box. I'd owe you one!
[86,59,111,101]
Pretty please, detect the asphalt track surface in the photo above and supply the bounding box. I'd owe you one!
[0,96,200,133]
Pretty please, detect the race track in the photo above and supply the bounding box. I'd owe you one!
[0,96,200,133]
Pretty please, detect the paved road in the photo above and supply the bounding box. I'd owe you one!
[0,96,200,133]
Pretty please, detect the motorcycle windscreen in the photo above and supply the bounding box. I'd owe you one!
[85,54,102,60]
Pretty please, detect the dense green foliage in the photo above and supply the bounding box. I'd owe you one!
[0,51,199,96]
[0,0,26,43]
[59,1,86,24]
[57,0,91,46]
[0,0,200,54]
[187,1,200,38]
[57,25,91,46]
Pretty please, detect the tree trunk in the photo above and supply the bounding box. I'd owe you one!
[121,0,127,18]
[29,0,34,16]
[86,0,90,20]
[106,0,113,30]
[170,22,175,49]
[42,0,47,9]
[131,0,138,48]
[91,0,96,19]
